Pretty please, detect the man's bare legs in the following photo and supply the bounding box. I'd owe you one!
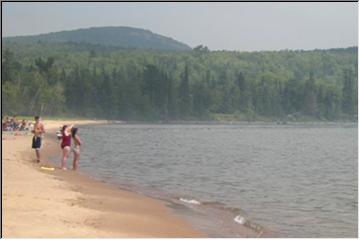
[35,149,40,163]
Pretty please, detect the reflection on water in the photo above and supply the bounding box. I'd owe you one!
[79,124,357,237]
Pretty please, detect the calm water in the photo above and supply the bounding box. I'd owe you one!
[77,124,357,237]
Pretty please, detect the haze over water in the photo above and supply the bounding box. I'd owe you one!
[77,123,357,237]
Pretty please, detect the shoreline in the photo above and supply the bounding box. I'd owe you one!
[2,120,205,237]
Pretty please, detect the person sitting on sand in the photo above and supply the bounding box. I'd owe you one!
[12,115,20,130]
[5,117,12,131]
[2,117,8,131]
[19,119,28,131]
[60,125,73,170]
[5,117,13,131]
[71,127,82,170]
[31,116,45,163]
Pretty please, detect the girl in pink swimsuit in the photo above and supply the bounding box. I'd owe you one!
[60,125,72,170]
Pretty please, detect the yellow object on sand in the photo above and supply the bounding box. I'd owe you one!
[40,166,55,171]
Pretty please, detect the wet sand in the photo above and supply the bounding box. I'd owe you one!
[2,120,205,237]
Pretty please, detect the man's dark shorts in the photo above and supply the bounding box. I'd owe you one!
[32,136,42,150]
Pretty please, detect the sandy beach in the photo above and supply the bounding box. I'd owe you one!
[2,120,205,237]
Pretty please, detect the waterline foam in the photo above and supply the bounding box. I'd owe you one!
[179,198,201,205]
[234,215,246,225]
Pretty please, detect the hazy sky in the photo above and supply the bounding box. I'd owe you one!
[2,2,358,51]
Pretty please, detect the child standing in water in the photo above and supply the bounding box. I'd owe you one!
[71,127,82,170]
[60,125,72,170]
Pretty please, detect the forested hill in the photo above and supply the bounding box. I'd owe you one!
[2,39,358,122]
[3,26,191,51]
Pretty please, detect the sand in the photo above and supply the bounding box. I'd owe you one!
[2,120,205,237]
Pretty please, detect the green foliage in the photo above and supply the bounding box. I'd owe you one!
[1,42,358,121]
[2,48,22,83]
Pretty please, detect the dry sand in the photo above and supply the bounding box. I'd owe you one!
[2,120,205,237]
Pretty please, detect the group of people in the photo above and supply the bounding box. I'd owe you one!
[58,124,82,170]
[31,116,82,170]
[2,116,31,132]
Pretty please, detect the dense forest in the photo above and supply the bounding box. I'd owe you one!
[2,40,358,121]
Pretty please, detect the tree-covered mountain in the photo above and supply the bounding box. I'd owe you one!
[3,26,192,51]
[2,38,358,122]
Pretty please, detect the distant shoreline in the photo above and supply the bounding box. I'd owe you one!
[8,116,357,126]
[107,120,358,126]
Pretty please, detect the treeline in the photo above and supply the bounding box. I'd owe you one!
[2,42,358,121]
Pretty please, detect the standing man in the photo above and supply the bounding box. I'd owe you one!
[32,116,45,163]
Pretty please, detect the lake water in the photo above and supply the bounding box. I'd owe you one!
[77,123,357,237]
